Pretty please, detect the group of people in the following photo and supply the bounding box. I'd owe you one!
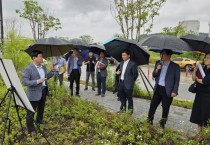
[22,48,210,136]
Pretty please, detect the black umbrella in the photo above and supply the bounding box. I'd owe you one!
[68,38,90,50]
[104,38,150,65]
[90,44,110,57]
[139,35,192,52]
[181,34,210,53]
[25,37,73,58]
[149,47,183,55]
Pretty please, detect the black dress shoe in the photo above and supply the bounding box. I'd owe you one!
[92,88,95,91]
[84,88,88,91]
[95,94,101,96]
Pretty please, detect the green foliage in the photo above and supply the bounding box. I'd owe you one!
[3,30,32,73]
[112,0,166,40]
[16,0,61,40]
[80,35,94,44]
[162,25,189,37]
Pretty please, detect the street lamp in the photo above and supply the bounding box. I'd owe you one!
[0,0,4,56]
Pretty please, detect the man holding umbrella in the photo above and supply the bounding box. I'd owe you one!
[67,48,83,96]
[148,49,180,129]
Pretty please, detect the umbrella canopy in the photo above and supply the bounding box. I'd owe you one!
[181,34,210,53]
[68,38,90,50]
[25,37,73,58]
[139,35,192,52]
[104,38,150,65]
[149,47,183,55]
[90,44,109,57]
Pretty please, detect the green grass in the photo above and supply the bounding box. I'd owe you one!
[1,79,210,144]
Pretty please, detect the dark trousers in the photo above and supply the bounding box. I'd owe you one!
[114,74,120,92]
[148,85,173,123]
[54,72,64,86]
[26,87,47,132]
[118,81,133,110]
[69,69,80,95]
[97,72,106,94]
[85,71,95,89]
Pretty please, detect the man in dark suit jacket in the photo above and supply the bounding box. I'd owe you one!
[22,50,54,136]
[67,48,83,96]
[95,51,108,97]
[148,49,180,129]
[117,50,138,114]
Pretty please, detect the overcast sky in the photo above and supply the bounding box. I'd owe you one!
[3,0,210,43]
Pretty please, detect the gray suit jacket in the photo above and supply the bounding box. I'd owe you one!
[119,60,138,90]
[96,58,108,77]
[22,64,54,101]
[153,60,180,97]
[67,55,83,75]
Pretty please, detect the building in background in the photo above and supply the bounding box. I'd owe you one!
[179,20,200,34]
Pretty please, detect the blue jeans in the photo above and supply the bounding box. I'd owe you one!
[97,72,106,94]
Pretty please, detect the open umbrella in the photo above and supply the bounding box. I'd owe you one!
[149,47,183,55]
[68,38,90,50]
[90,44,109,57]
[25,37,73,58]
[104,38,150,66]
[181,34,210,53]
[139,35,192,52]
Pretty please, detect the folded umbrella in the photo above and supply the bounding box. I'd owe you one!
[104,38,150,66]
[25,37,74,58]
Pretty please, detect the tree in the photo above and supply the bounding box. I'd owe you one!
[113,33,125,38]
[80,35,94,44]
[161,25,190,37]
[16,1,61,41]
[3,30,32,73]
[111,0,166,41]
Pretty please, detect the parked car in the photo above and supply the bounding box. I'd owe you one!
[172,57,199,71]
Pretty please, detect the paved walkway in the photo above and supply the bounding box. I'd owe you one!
[64,81,197,135]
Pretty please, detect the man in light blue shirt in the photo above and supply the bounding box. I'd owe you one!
[67,48,83,96]
[148,49,180,129]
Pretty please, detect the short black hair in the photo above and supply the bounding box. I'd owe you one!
[160,49,172,56]
[30,50,43,59]
[122,49,130,55]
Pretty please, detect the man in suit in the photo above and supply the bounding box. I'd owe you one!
[67,48,83,96]
[95,51,108,97]
[148,49,180,129]
[117,50,138,114]
[22,50,54,136]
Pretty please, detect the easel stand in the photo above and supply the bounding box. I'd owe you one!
[138,67,154,98]
[0,58,50,145]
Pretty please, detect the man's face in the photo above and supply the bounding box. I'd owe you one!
[33,54,43,64]
[160,52,171,61]
[122,52,130,61]
[89,52,93,57]
[73,49,78,56]
[100,52,105,58]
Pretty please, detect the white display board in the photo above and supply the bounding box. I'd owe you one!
[0,59,34,112]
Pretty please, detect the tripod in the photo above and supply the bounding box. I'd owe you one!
[138,67,154,98]
[0,58,51,145]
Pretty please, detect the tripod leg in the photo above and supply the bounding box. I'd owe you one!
[139,68,154,90]
[0,89,10,107]
[1,92,12,144]
[12,93,24,132]
[138,69,152,98]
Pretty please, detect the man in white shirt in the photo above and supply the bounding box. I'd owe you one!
[117,50,138,114]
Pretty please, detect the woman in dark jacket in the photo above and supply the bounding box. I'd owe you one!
[190,53,210,131]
